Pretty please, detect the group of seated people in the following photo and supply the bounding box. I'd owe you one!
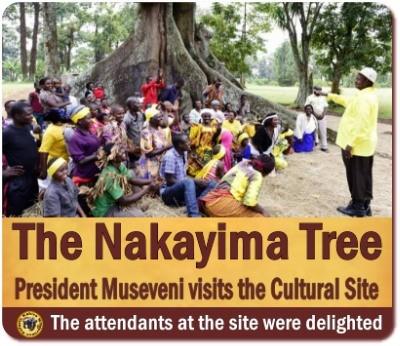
[2,74,325,218]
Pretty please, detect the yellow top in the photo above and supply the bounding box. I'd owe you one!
[242,123,256,138]
[196,145,226,180]
[39,124,69,161]
[221,161,263,207]
[328,87,379,156]
[222,120,242,138]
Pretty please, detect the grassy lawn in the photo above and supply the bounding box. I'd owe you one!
[246,83,392,119]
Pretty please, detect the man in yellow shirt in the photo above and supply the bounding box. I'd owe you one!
[321,67,378,217]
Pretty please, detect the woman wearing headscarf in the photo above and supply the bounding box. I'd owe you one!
[136,111,172,180]
[43,157,85,217]
[67,106,101,185]
[250,112,281,156]
[187,110,217,176]
[89,143,156,217]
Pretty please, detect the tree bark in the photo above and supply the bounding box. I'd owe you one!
[74,3,296,125]
[43,3,60,76]
[281,3,322,107]
[93,17,105,63]
[66,27,74,71]
[331,64,342,94]
[29,3,40,79]
[19,3,28,79]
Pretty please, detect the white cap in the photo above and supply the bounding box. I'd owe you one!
[359,67,377,83]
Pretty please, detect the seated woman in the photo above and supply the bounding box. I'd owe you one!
[200,154,275,217]
[43,157,85,217]
[90,143,156,217]
[293,104,318,153]
[67,106,101,185]
[272,123,294,171]
[250,113,281,156]
[188,110,217,176]
[195,145,226,182]
[136,112,172,180]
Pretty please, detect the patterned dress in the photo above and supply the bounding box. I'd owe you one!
[136,125,170,179]
[188,123,216,176]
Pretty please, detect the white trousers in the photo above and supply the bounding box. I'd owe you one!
[318,118,328,149]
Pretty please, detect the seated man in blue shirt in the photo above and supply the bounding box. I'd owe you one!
[160,133,216,217]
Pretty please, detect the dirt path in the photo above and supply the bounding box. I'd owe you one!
[261,119,392,217]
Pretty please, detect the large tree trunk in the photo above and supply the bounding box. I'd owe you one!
[19,3,28,79]
[330,64,342,94]
[294,65,308,107]
[43,3,60,76]
[74,3,296,125]
[280,3,323,107]
[29,3,40,79]
[66,27,74,71]
[93,18,105,63]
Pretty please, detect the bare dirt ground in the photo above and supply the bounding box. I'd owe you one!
[262,115,392,217]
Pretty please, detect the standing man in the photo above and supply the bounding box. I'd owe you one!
[2,102,39,216]
[305,86,329,152]
[321,67,378,217]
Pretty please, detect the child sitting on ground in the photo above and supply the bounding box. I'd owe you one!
[43,157,85,217]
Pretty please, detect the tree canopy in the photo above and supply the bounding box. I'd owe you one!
[2,1,393,101]
[312,2,392,93]
[200,3,270,85]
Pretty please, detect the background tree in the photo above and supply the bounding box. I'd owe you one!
[86,3,136,63]
[42,2,60,76]
[2,26,19,61]
[257,2,323,106]
[19,3,28,79]
[75,3,296,125]
[29,2,40,79]
[312,2,392,93]
[201,3,269,87]
[56,2,90,71]
[273,41,297,86]
[257,57,271,79]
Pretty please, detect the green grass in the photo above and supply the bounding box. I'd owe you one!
[246,84,392,119]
